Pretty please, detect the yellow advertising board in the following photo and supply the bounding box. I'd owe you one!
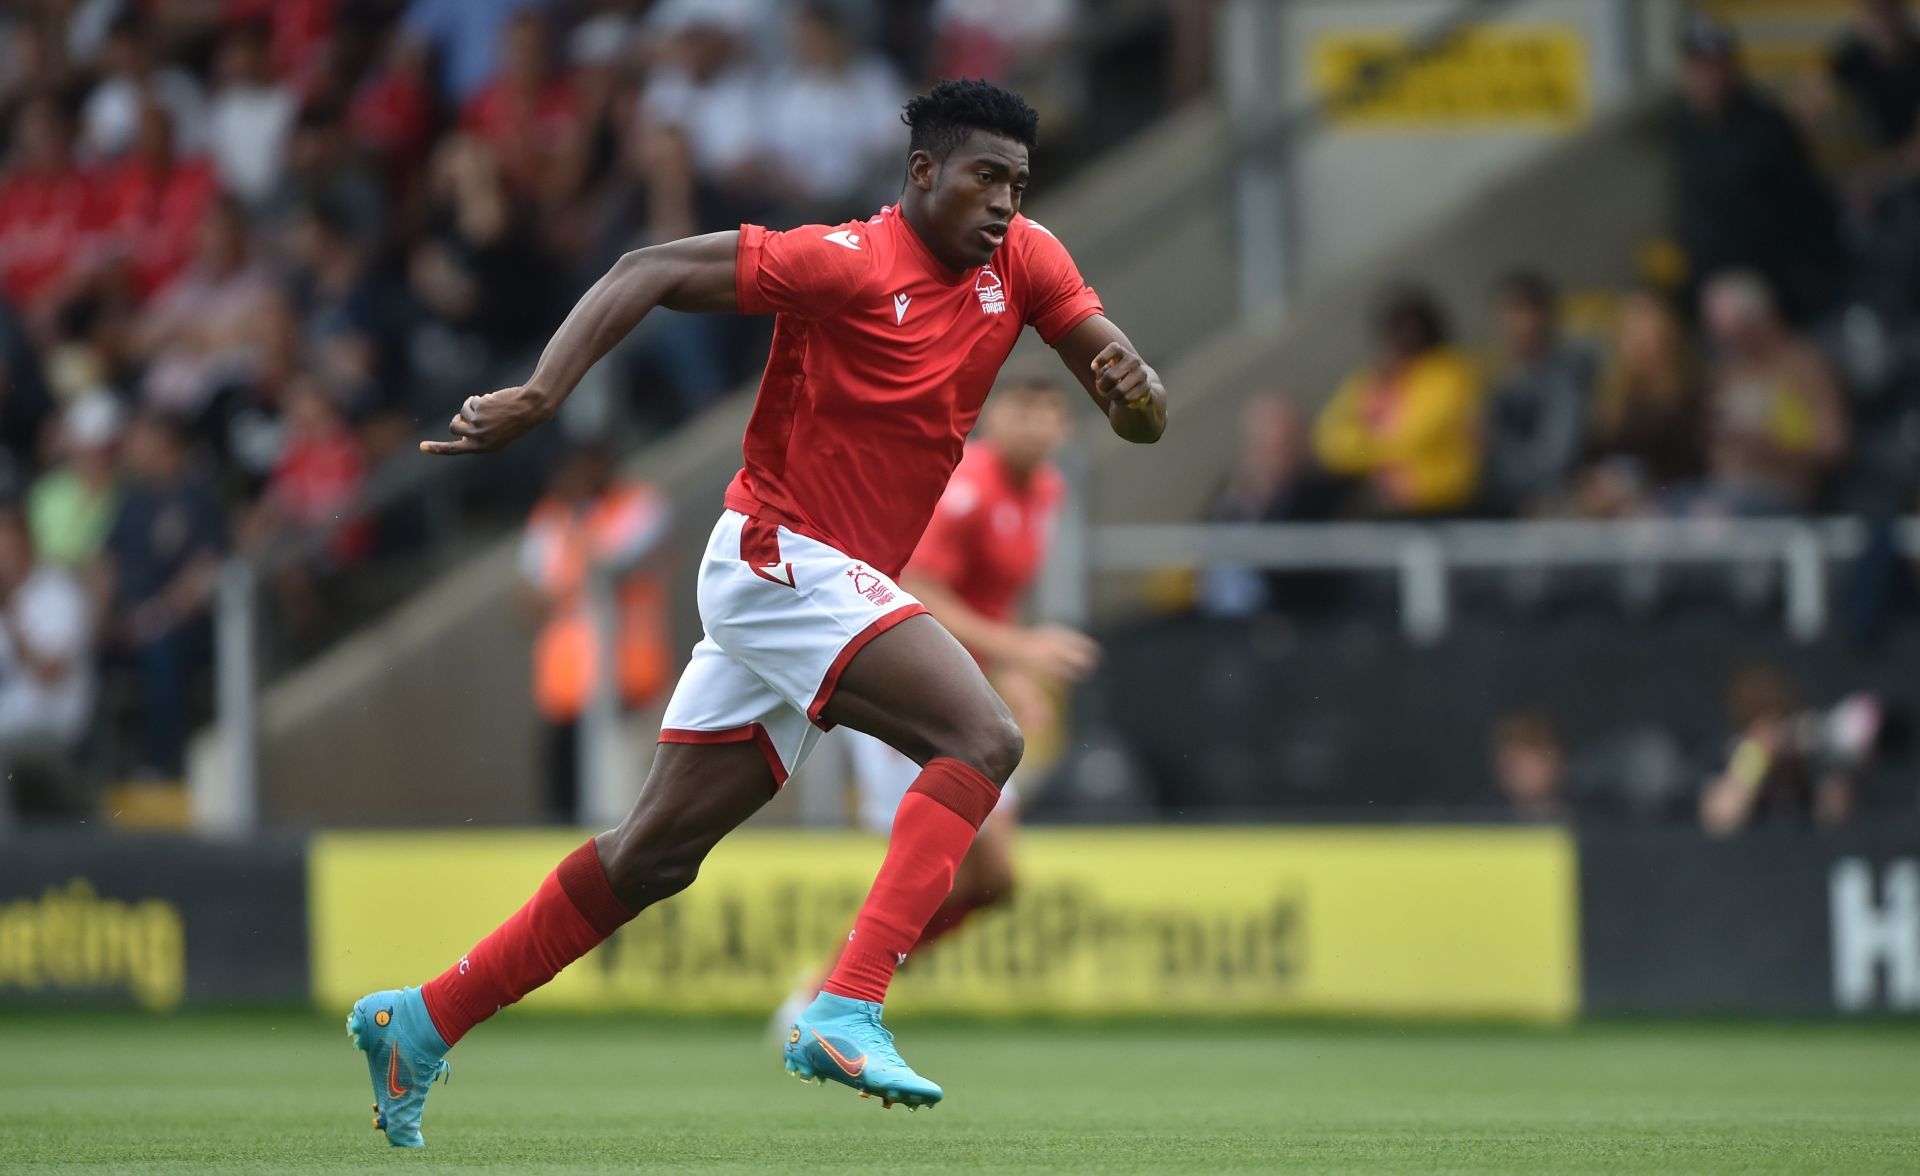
[310,828,1577,1020]
[1311,26,1590,130]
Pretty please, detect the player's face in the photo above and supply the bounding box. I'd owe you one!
[923,130,1029,269]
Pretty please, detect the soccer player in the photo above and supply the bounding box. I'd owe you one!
[774,374,1097,1029]
[347,80,1165,1148]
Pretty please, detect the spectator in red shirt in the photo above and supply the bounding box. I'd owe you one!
[242,377,369,634]
[460,10,581,204]
[350,32,439,189]
[96,101,219,302]
[0,94,105,323]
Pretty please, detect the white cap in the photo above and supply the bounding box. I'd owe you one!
[647,0,762,36]
[64,389,126,450]
[570,13,632,66]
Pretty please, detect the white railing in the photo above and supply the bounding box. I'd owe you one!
[1074,516,1920,644]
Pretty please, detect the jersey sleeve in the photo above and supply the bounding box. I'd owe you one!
[901,471,984,588]
[1017,220,1104,345]
[734,222,875,319]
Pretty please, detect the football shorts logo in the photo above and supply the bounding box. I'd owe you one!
[845,565,895,607]
[975,267,1006,314]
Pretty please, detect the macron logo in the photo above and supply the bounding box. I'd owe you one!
[823,230,862,250]
[893,292,911,324]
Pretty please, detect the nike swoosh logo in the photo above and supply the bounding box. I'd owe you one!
[811,1031,866,1078]
[753,561,797,589]
[387,1047,410,1098]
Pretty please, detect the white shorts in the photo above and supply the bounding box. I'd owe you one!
[658,510,927,785]
[843,729,1017,834]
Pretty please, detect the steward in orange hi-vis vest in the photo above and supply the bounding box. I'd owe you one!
[520,476,672,722]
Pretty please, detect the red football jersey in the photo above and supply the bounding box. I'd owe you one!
[904,441,1064,626]
[96,156,219,300]
[0,167,105,310]
[727,204,1102,577]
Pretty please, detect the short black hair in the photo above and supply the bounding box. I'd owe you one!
[902,79,1039,162]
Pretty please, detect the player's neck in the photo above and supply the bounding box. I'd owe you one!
[896,198,969,277]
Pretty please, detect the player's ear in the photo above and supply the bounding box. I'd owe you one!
[906,149,936,193]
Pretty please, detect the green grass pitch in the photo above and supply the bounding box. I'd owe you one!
[3,1013,1917,1173]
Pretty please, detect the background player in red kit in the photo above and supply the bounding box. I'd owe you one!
[345,79,1166,1148]
[775,374,1097,1029]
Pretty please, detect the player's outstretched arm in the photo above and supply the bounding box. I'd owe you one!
[1052,314,1167,444]
[421,232,742,456]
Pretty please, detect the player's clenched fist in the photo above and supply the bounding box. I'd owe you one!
[420,386,556,456]
[1091,341,1162,411]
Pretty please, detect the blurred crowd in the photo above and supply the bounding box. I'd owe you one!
[1488,661,1901,835]
[1205,8,1920,624]
[0,0,1200,821]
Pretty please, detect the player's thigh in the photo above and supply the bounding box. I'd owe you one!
[691,513,1015,778]
[819,613,1020,780]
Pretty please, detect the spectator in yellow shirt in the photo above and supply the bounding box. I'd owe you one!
[1313,287,1484,516]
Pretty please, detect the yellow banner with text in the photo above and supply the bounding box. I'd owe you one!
[1312,26,1590,130]
[310,828,1576,1019]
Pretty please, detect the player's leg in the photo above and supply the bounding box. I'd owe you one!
[810,612,1020,1005]
[773,729,920,1029]
[416,739,779,1044]
[350,640,790,1149]
[779,615,1019,1108]
[915,797,1017,952]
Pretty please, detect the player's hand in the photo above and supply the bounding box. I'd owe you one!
[1013,623,1101,683]
[1091,341,1163,412]
[419,385,555,456]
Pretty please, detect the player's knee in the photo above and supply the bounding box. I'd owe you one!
[951,711,1023,784]
[612,854,701,907]
[600,832,705,908]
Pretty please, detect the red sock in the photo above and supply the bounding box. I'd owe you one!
[420,839,632,1046]
[823,757,999,1003]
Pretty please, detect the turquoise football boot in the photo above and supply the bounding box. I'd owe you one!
[782,992,943,1109]
[346,987,450,1148]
